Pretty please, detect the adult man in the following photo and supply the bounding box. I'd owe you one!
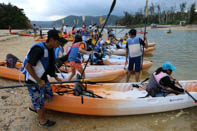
[32,24,37,37]
[125,29,148,82]
[146,62,184,97]
[63,24,68,34]
[22,30,66,127]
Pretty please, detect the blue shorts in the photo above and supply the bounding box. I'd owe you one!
[128,56,141,72]
[27,82,53,110]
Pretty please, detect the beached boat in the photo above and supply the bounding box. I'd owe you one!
[137,31,148,34]
[0,61,125,82]
[102,59,152,72]
[34,36,74,42]
[148,42,156,47]
[45,81,197,116]
[49,68,125,83]
[0,61,24,81]
[109,47,155,56]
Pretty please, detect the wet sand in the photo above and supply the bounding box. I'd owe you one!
[0,29,197,131]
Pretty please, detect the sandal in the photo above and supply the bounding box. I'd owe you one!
[39,120,56,127]
[28,107,37,113]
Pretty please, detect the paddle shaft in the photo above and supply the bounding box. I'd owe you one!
[141,0,148,71]
[178,83,197,103]
[81,0,116,77]
[0,80,82,89]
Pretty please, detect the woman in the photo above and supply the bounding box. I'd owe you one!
[146,62,184,97]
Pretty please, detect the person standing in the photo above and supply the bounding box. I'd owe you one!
[8,25,12,34]
[67,34,92,81]
[32,24,37,37]
[22,30,65,127]
[125,29,148,82]
[39,26,43,39]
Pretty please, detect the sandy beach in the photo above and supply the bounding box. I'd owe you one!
[1,29,197,131]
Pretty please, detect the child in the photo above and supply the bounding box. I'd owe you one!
[68,34,92,80]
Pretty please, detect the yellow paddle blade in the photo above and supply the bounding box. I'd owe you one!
[145,0,149,17]
[62,19,64,24]
[99,16,106,25]
[122,41,127,44]
[92,39,96,45]
[106,40,110,44]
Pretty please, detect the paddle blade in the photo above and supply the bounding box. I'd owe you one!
[109,0,116,13]
[145,0,149,17]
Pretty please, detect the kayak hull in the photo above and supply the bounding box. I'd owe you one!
[45,81,197,116]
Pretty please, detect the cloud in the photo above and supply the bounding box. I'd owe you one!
[2,0,197,21]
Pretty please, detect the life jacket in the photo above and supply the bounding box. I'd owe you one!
[153,72,169,88]
[72,29,76,34]
[68,42,83,63]
[55,46,65,59]
[127,37,142,58]
[21,42,51,82]
[146,72,169,97]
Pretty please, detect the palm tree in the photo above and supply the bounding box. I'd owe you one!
[157,4,161,24]
[180,2,187,20]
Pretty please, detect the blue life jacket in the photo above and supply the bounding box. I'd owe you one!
[68,42,82,63]
[21,42,51,82]
[127,37,142,58]
[55,46,65,59]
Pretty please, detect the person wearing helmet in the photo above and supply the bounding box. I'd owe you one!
[146,62,184,97]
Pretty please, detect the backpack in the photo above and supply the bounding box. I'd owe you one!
[6,54,21,68]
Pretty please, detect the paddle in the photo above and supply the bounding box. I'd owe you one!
[0,79,97,89]
[177,83,197,104]
[80,0,117,78]
[141,0,148,73]
[132,77,149,88]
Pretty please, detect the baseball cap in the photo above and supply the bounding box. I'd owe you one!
[47,30,67,44]
[129,29,136,35]
[162,62,176,71]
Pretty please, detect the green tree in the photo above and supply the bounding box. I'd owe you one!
[0,3,31,29]
[180,2,186,20]
[189,3,197,24]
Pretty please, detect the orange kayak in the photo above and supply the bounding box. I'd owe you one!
[0,61,125,82]
[34,36,74,42]
[102,59,152,72]
[45,81,197,116]
[109,47,155,56]
[0,61,24,81]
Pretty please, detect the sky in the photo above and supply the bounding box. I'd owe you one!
[1,0,197,21]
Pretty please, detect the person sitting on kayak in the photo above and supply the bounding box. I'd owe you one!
[90,38,105,65]
[146,62,184,97]
[67,34,92,81]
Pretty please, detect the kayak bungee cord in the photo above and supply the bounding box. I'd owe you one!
[80,0,117,78]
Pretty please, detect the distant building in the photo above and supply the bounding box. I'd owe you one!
[179,21,186,26]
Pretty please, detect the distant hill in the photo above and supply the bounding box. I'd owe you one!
[31,15,121,28]
[30,21,54,28]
